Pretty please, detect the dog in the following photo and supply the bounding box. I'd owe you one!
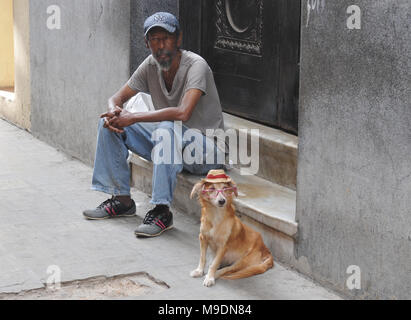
[189,169,274,287]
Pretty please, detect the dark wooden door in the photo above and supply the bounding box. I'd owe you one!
[180,0,300,134]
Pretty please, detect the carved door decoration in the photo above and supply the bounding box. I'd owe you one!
[214,0,263,55]
[180,0,300,134]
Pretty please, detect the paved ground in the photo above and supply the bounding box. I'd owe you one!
[0,118,342,300]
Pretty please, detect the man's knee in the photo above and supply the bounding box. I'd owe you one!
[98,117,105,129]
[98,118,125,135]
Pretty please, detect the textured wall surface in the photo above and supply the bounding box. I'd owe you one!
[296,0,411,299]
[30,0,130,165]
[130,0,178,74]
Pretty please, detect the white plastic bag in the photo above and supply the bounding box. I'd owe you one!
[124,92,155,113]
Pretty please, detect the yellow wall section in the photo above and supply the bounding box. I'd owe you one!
[0,0,15,88]
[0,0,30,130]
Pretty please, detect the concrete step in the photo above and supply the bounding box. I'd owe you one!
[130,154,298,265]
[223,113,298,190]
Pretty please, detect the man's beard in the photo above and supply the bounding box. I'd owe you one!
[154,49,175,71]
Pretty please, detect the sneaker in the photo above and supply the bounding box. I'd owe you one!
[83,197,136,220]
[134,205,173,237]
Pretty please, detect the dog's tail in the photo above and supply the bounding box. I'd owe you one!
[221,255,274,280]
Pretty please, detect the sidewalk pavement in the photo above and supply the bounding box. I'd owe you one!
[0,118,342,299]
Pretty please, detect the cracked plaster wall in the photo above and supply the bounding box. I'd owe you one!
[296,0,411,299]
[30,0,131,165]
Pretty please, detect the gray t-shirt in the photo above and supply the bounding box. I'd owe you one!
[127,50,227,153]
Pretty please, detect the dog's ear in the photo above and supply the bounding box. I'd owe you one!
[229,181,238,197]
[190,180,205,199]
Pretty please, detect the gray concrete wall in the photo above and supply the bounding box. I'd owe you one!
[29,0,130,165]
[296,0,411,299]
[130,0,178,74]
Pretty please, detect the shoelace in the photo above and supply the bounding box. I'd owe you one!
[97,197,124,217]
[98,197,119,209]
[143,208,158,224]
[143,206,169,224]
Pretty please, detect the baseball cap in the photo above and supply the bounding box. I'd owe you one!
[144,12,179,37]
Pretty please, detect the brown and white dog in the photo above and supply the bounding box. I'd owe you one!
[190,169,274,287]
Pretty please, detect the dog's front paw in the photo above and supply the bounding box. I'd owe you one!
[190,268,204,278]
[203,275,215,287]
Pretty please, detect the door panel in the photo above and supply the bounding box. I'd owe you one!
[180,0,300,134]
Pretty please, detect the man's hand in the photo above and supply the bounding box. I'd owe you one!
[100,106,124,133]
[107,109,136,130]
[100,107,136,133]
[102,84,138,132]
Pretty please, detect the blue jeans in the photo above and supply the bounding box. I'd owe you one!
[91,118,225,206]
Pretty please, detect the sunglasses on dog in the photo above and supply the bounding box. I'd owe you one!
[201,186,237,198]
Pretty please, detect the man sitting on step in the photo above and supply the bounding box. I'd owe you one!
[83,12,226,237]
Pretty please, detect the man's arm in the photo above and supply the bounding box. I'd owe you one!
[106,88,203,130]
[108,83,138,112]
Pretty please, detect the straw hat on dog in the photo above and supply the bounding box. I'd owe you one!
[203,169,232,183]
